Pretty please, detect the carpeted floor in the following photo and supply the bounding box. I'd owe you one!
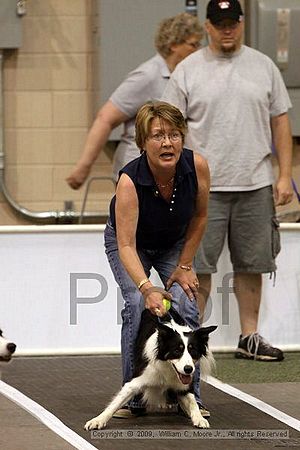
[213,352,300,384]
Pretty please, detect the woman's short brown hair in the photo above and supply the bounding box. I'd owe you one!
[155,12,203,58]
[135,101,187,151]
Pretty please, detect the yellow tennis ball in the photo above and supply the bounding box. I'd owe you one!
[162,298,171,311]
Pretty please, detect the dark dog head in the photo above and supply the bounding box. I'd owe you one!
[0,329,17,364]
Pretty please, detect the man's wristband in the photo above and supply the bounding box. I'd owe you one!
[178,264,192,271]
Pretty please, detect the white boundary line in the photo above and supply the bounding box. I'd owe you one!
[0,380,98,450]
[207,376,300,432]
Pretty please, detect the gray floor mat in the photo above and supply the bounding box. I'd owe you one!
[2,356,300,450]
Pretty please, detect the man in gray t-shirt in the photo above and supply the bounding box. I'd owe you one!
[163,0,294,362]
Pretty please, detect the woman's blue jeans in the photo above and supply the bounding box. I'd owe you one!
[104,221,202,408]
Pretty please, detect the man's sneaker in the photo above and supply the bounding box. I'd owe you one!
[178,402,210,418]
[235,332,284,361]
[112,405,147,418]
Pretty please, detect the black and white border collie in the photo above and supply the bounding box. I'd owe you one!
[0,329,16,371]
[85,308,217,430]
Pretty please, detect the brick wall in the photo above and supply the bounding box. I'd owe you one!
[0,0,114,225]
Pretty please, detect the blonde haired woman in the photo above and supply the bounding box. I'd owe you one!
[67,13,203,188]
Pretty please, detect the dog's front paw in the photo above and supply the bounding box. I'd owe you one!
[84,415,107,430]
[192,415,210,428]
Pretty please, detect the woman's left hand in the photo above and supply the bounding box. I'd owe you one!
[166,267,199,300]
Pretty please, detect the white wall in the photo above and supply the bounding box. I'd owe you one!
[0,224,299,355]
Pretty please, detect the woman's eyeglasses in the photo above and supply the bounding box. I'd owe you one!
[149,132,182,142]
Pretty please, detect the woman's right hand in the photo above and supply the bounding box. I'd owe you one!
[143,288,172,316]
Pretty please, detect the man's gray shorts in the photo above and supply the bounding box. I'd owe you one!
[195,186,280,274]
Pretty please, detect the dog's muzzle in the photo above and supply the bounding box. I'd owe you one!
[0,342,16,362]
[172,363,194,385]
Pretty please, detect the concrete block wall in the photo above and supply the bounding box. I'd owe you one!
[0,0,115,225]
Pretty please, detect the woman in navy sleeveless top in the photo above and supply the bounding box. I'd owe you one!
[104,101,210,416]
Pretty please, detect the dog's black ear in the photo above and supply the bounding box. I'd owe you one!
[157,322,179,345]
[157,323,180,361]
[157,321,174,337]
[192,325,217,344]
[168,307,186,326]
[199,325,218,335]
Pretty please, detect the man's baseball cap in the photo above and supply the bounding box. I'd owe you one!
[206,0,244,24]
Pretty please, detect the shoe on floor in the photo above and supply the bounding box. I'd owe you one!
[113,406,132,418]
[178,402,210,419]
[112,405,147,419]
[235,332,284,361]
[198,402,210,418]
